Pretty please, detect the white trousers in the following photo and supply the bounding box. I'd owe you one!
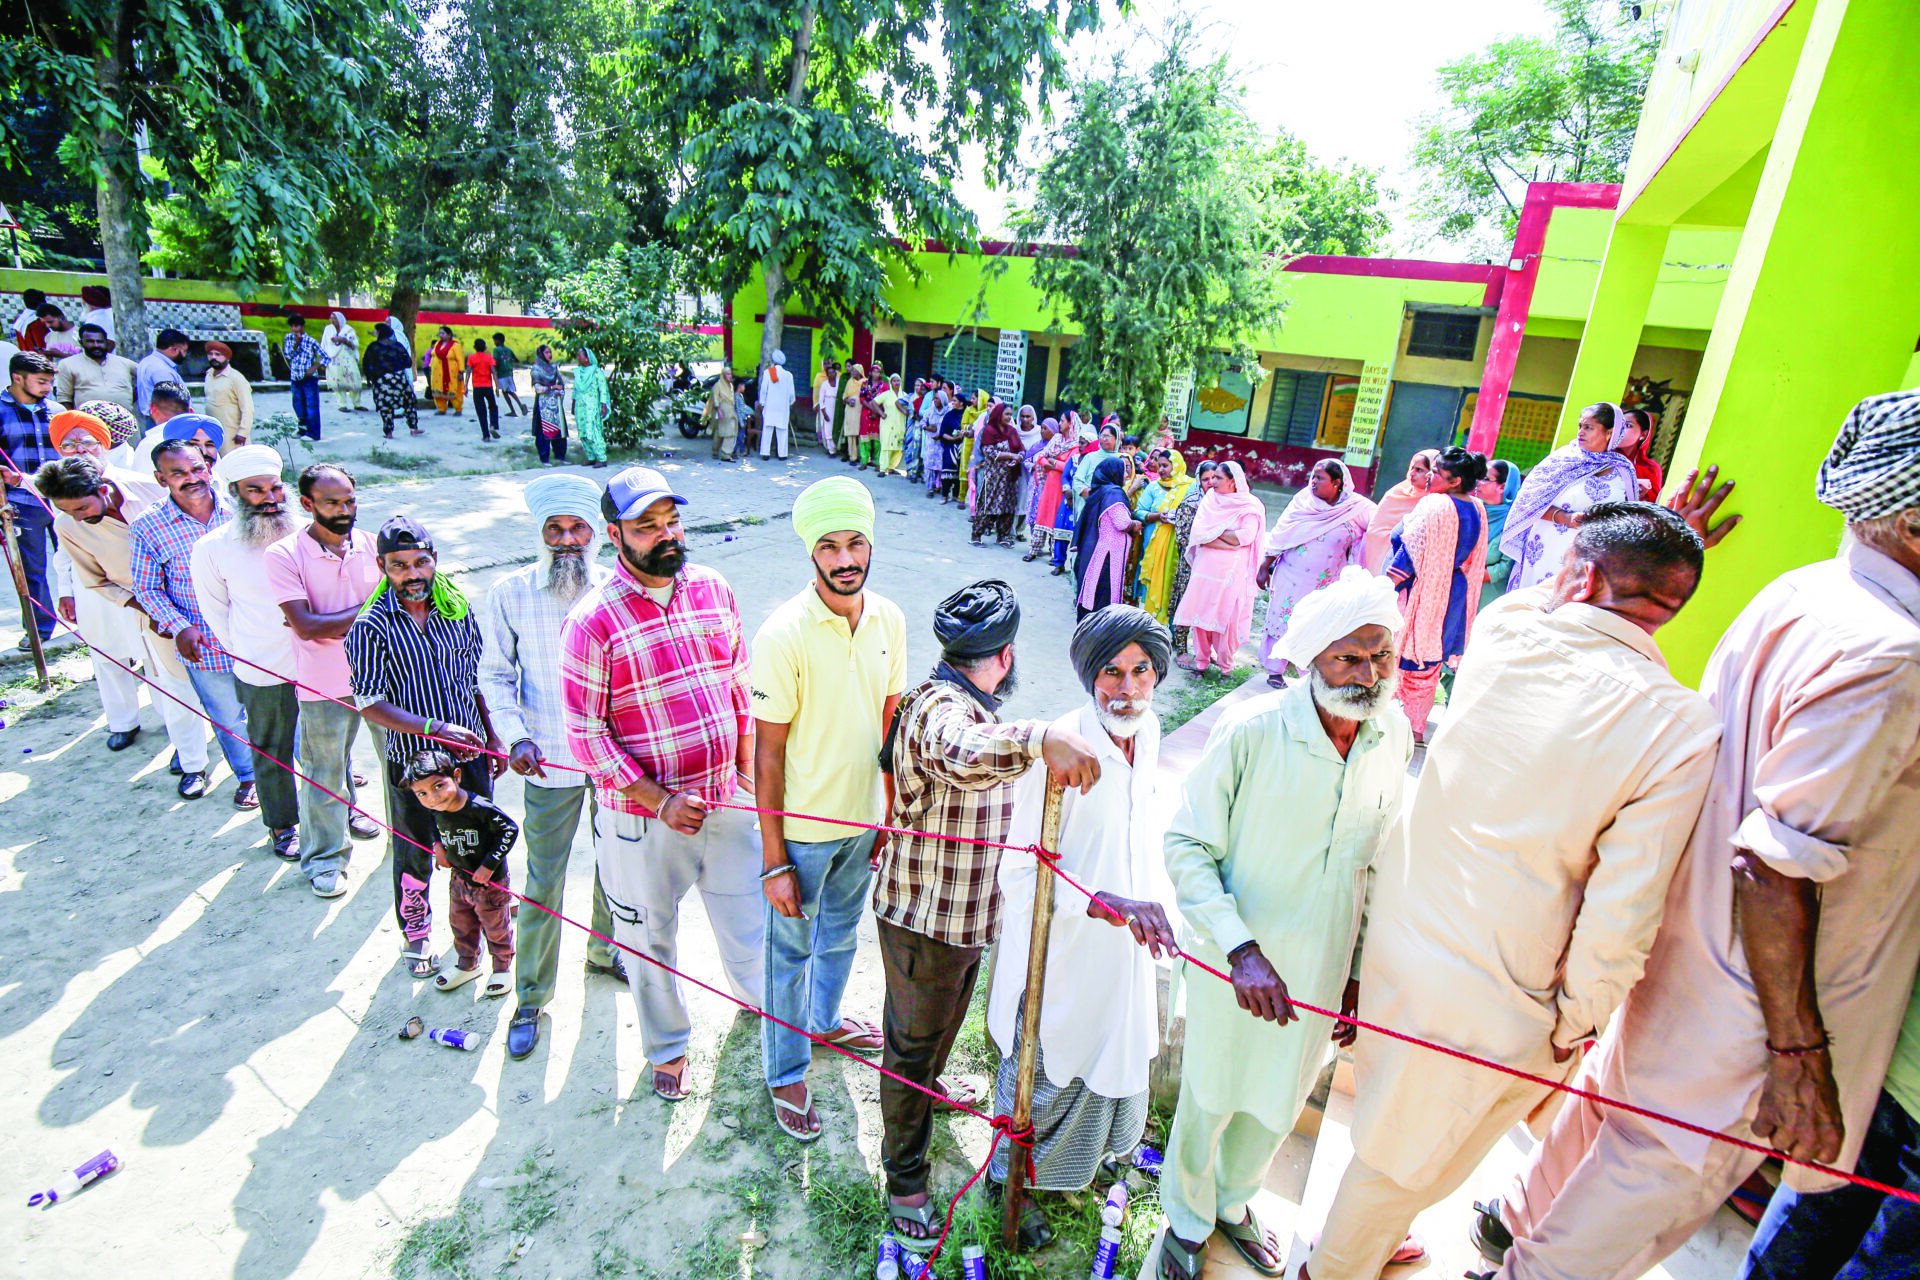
[73,586,144,732]
[593,803,766,1065]
[759,418,790,458]
[137,626,211,773]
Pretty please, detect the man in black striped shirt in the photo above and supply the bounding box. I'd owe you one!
[346,516,504,978]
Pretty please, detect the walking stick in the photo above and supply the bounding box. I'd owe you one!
[1,505,50,690]
[1002,772,1066,1250]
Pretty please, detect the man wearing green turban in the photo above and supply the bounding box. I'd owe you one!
[750,476,908,1141]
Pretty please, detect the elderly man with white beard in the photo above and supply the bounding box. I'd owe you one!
[479,474,629,1061]
[190,445,304,855]
[984,605,1179,1248]
[1157,567,1414,1280]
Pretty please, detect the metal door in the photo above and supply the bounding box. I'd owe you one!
[1374,382,1465,495]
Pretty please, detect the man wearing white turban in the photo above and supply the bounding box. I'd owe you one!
[190,444,301,851]
[480,473,628,1061]
[1473,394,1920,1280]
[1156,567,1414,1280]
[1307,505,1721,1280]
[758,348,796,460]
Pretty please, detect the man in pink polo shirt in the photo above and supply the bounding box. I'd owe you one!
[264,463,383,897]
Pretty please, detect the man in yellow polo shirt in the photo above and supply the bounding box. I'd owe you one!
[753,475,909,1142]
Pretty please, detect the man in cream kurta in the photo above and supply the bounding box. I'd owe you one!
[987,607,1178,1213]
[1486,397,1920,1280]
[1308,505,1721,1280]
[1159,568,1411,1279]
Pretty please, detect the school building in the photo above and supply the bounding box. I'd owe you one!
[728,0,1920,681]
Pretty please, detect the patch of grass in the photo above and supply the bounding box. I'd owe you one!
[364,443,441,472]
[506,1154,560,1234]
[1158,671,1240,733]
[801,1166,889,1271]
[392,1200,481,1279]
[681,1233,744,1280]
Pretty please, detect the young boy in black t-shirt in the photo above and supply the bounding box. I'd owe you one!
[405,749,519,997]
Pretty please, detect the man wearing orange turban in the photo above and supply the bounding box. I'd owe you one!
[202,339,255,453]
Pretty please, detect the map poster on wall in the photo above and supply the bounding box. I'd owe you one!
[1163,368,1194,439]
[1342,361,1394,467]
[994,330,1027,403]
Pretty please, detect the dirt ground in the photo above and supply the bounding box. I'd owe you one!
[0,437,1229,1279]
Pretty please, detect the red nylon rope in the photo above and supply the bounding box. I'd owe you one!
[5,444,1915,1216]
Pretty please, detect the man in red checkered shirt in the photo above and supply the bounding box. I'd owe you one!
[560,465,765,1102]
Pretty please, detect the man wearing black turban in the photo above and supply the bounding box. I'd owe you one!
[872,580,1100,1252]
[982,604,1178,1242]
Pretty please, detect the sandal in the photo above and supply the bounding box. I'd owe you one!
[818,1016,883,1055]
[1216,1209,1284,1276]
[397,1015,425,1040]
[932,1075,982,1111]
[1159,1232,1206,1280]
[482,972,512,998]
[652,1057,690,1102]
[769,1084,822,1143]
[986,1181,1055,1250]
[402,949,440,979]
[890,1198,941,1253]
[435,963,483,991]
[1388,1233,1427,1265]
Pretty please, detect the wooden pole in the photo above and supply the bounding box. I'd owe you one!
[0,506,50,690]
[1002,773,1066,1251]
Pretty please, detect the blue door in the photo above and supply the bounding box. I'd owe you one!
[1374,382,1465,496]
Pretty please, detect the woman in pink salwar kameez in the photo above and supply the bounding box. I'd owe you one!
[1173,460,1267,675]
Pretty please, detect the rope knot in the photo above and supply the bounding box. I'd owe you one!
[1028,843,1059,865]
[989,1114,1035,1148]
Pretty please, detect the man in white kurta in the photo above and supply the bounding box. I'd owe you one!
[1307,504,1722,1280]
[758,349,796,460]
[1484,394,1920,1280]
[1159,568,1412,1279]
[987,606,1179,1214]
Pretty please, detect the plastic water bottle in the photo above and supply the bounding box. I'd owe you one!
[1087,1224,1123,1280]
[1101,1181,1129,1227]
[899,1249,932,1280]
[961,1244,987,1280]
[28,1150,118,1207]
[427,1028,480,1051]
[1132,1145,1163,1177]
[877,1234,902,1280]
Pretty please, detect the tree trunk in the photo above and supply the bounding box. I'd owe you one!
[387,282,422,355]
[93,12,149,360]
[758,0,818,370]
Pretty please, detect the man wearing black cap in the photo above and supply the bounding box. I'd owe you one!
[346,515,503,977]
[872,578,1102,1250]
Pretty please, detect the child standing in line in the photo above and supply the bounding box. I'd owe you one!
[405,749,519,998]
[491,333,525,418]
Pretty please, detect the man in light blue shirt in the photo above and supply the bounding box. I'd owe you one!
[477,473,626,1060]
[135,328,192,424]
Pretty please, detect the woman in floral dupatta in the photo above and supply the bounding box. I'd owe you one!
[1385,447,1489,743]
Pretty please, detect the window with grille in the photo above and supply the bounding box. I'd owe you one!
[1260,370,1330,446]
[931,333,999,395]
[1406,312,1482,361]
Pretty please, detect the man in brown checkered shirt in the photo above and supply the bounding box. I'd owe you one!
[873,579,1101,1250]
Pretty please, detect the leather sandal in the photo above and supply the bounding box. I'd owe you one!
[1215,1209,1284,1276]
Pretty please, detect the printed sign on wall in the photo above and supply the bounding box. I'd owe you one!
[1163,369,1194,439]
[994,330,1027,404]
[1342,361,1394,467]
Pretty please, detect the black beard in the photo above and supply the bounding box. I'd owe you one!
[995,654,1018,700]
[623,537,685,579]
[315,512,356,536]
[815,562,867,597]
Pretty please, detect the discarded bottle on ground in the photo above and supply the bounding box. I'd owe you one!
[428,1028,480,1051]
[1132,1145,1163,1177]
[961,1244,987,1280]
[877,1234,902,1280]
[1088,1224,1123,1280]
[29,1150,118,1207]
[1101,1180,1129,1227]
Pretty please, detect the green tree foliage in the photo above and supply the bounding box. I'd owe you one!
[0,0,403,352]
[1409,0,1657,251]
[1254,131,1393,258]
[1012,33,1289,433]
[544,244,717,447]
[626,0,1101,368]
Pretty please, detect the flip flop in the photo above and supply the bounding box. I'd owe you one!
[890,1198,941,1253]
[1388,1233,1427,1266]
[652,1058,690,1102]
[397,1015,425,1040]
[931,1075,982,1111]
[818,1017,883,1055]
[1159,1232,1206,1280]
[482,972,512,999]
[1216,1209,1284,1276]
[401,949,440,979]
[769,1084,822,1143]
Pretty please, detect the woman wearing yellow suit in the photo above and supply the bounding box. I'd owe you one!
[1134,449,1197,622]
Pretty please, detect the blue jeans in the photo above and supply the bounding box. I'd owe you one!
[184,665,256,782]
[11,503,54,639]
[761,830,875,1087]
[1742,1089,1919,1280]
[291,376,323,439]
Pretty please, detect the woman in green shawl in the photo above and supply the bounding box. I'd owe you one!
[570,347,610,468]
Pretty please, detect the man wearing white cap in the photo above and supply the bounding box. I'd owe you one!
[561,466,765,1094]
[758,349,796,461]
[189,444,302,854]
[1306,504,1722,1280]
[482,472,628,1062]
[1157,566,1413,1280]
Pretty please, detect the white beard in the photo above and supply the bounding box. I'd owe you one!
[538,539,597,603]
[238,505,294,548]
[1096,697,1153,740]
[1309,667,1398,722]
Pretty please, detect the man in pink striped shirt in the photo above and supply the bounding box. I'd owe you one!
[560,466,765,1103]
